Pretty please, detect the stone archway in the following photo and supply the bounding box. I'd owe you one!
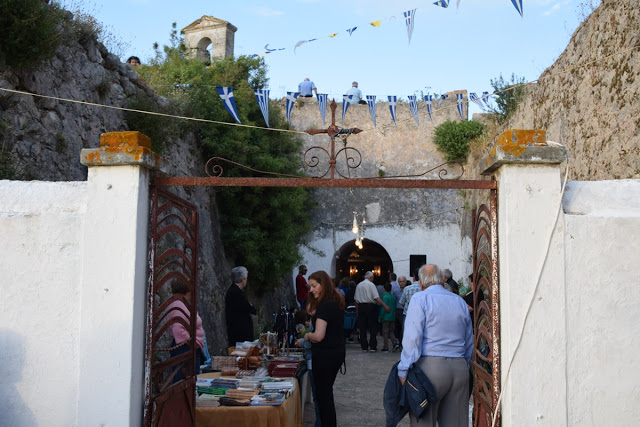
[195,37,213,62]
[334,238,393,285]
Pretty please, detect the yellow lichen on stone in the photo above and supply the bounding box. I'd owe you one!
[85,151,102,164]
[100,131,152,149]
[496,129,547,157]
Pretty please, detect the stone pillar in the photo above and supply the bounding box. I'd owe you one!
[78,132,162,426]
[481,130,569,426]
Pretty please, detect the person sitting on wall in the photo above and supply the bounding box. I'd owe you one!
[166,279,205,382]
[346,81,367,104]
[298,78,318,97]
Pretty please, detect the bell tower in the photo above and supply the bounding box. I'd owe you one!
[182,15,237,62]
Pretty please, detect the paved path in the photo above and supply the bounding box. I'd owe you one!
[303,340,411,426]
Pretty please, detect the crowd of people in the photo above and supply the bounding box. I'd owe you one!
[166,262,474,427]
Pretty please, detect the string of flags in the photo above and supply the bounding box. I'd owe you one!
[209,85,493,129]
[253,2,524,57]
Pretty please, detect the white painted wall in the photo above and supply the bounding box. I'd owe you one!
[297,222,472,285]
[0,180,87,427]
[563,180,640,426]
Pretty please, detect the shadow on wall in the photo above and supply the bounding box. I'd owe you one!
[0,329,36,426]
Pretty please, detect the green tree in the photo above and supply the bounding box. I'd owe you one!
[0,0,64,67]
[433,120,485,163]
[130,26,314,293]
[489,73,528,124]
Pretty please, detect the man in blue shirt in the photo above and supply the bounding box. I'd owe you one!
[345,81,366,104]
[298,78,317,97]
[398,264,473,427]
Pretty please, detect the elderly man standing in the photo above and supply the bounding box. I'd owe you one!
[355,271,390,353]
[225,266,257,347]
[398,264,473,426]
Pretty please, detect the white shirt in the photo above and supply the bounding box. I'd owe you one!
[354,279,378,303]
[346,86,363,103]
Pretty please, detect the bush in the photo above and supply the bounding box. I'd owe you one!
[0,0,64,67]
[433,120,485,163]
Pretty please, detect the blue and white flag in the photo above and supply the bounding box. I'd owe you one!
[254,89,270,127]
[469,92,485,111]
[388,96,398,126]
[437,94,449,108]
[424,94,434,123]
[347,27,357,36]
[285,92,299,123]
[511,0,523,17]
[403,9,416,45]
[433,0,449,7]
[342,95,353,123]
[456,93,464,119]
[408,95,419,125]
[366,95,377,127]
[174,84,193,89]
[482,91,491,107]
[216,86,241,124]
[294,38,317,54]
[317,94,328,125]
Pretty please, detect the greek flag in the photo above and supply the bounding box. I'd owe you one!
[437,94,449,108]
[388,96,398,126]
[424,94,433,123]
[342,95,353,123]
[403,9,416,45]
[433,0,449,7]
[469,92,485,111]
[482,91,491,107]
[317,94,328,125]
[216,86,241,124]
[254,89,270,127]
[285,92,299,123]
[456,93,464,119]
[511,0,523,17]
[408,95,419,125]
[366,95,377,127]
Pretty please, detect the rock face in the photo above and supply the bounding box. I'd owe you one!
[507,0,640,180]
[0,13,295,355]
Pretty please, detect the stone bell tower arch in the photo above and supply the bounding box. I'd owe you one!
[181,15,237,62]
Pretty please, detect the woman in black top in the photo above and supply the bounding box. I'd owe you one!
[303,270,345,427]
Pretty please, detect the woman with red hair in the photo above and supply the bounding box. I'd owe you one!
[303,271,345,427]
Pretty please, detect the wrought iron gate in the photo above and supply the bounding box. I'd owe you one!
[144,186,199,427]
[471,191,500,427]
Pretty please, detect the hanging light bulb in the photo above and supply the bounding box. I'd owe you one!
[352,213,359,234]
[355,237,361,247]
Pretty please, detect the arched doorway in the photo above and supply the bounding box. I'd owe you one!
[334,238,393,285]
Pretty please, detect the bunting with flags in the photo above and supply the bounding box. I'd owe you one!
[294,38,317,53]
[424,94,434,123]
[482,91,491,107]
[433,0,449,7]
[366,95,377,127]
[456,93,464,119]
[347,27,357,36]
[403,9,416,44]
[469,92,485,111]
[437,94,449,108]
[317,94,328,125]
[254,89,270,127]
[370,20,381,27]
[408,95,419,125]
[216,86,241,124]
[342,95,353,122]
[285,92,299,123]
[511,0,523,17]
[388,96,398,126]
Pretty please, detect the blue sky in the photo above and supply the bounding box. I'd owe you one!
[64,0,597,117]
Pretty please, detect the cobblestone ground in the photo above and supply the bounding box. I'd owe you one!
[302,340,473,426]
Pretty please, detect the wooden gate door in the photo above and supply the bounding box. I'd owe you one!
[144,186,199,427]
[471,190,500,427]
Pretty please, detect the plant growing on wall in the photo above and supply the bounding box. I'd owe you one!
[488,73,528,125]
[129,25,315,294]
[433,120,485,163]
